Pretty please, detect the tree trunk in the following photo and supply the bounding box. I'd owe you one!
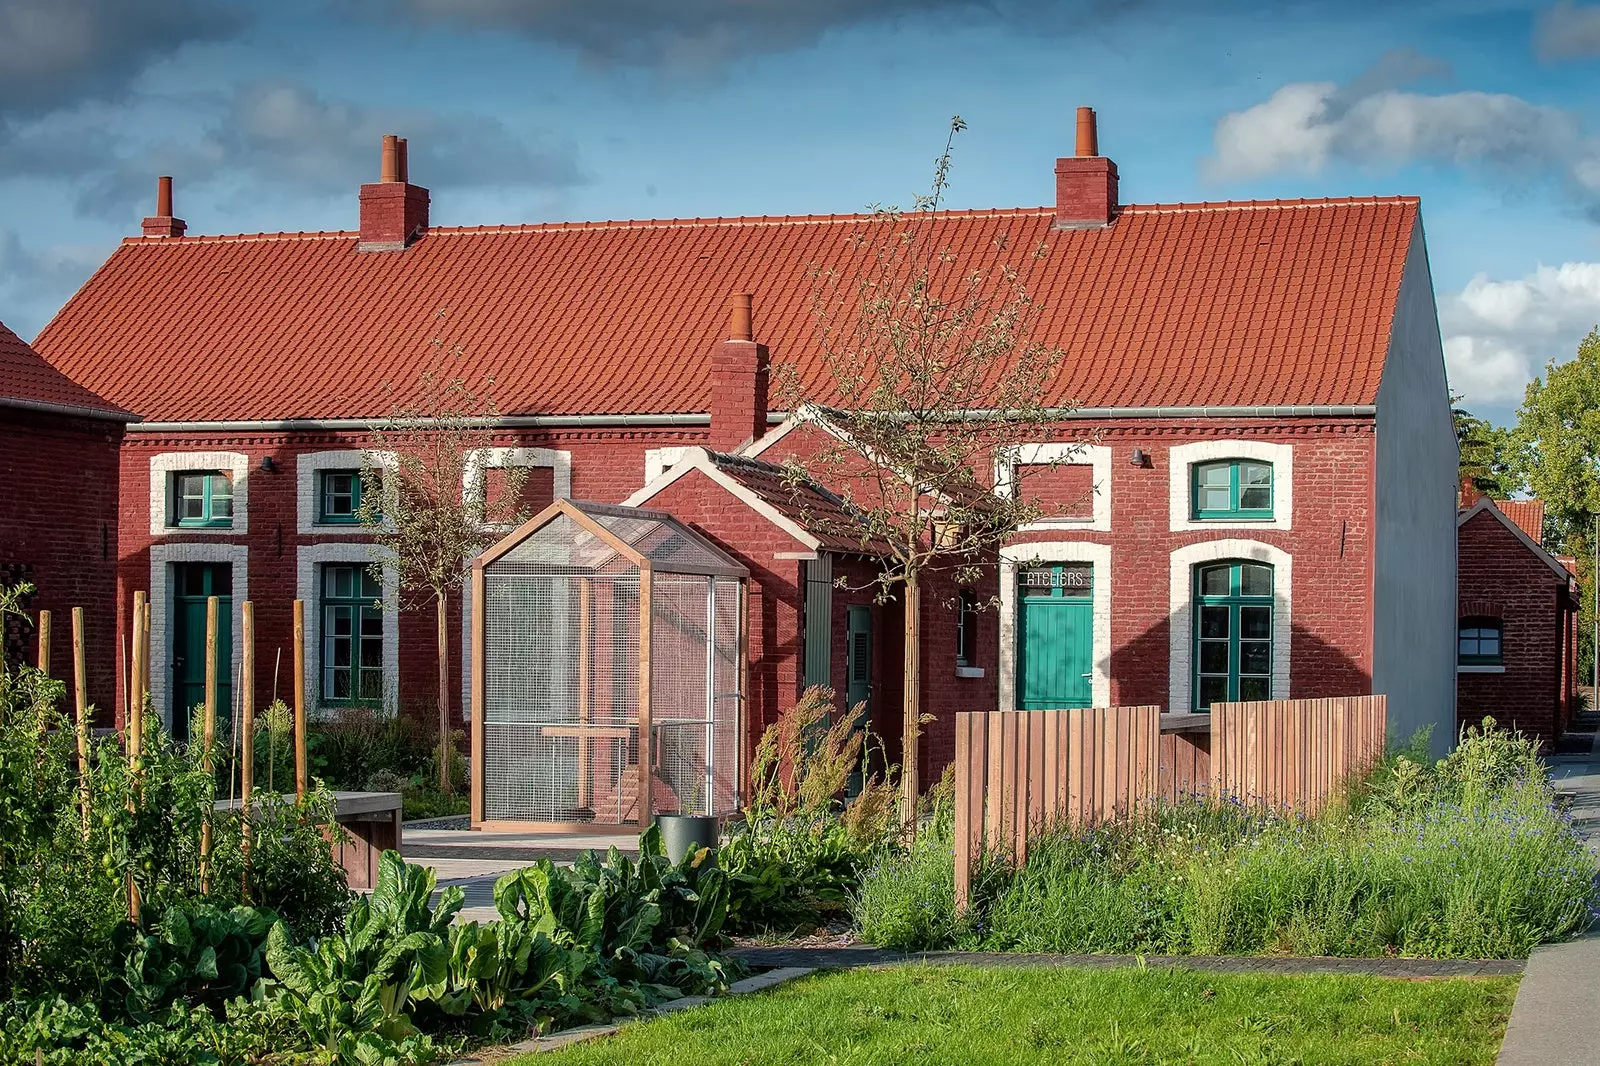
[436,593,453,794]
[900,573,922,829]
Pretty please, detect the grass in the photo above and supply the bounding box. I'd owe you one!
[519,965,1517,1065]
[858,723,1598,959]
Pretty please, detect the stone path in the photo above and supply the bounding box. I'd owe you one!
[730,944,1523,979]
[1496,722,1600,1066]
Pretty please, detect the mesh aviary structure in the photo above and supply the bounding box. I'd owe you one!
[471,499,748,830]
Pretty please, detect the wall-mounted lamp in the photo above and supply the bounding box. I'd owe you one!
[259,456,278,473]
[1129,448,1150,468]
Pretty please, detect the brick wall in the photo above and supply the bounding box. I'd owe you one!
[0,407,122,714]
[1457,508,1567,740]
[115,425,707,727]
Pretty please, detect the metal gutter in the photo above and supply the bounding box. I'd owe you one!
[0,395,140,424]
[125,412,713,433]
[124,404,1375,433]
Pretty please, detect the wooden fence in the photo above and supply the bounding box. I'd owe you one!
[953,695,1387,908]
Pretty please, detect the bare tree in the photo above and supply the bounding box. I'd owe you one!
[359,351,530,793]
[776,117,1081,823]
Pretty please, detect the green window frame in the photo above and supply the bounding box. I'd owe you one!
[172,471,234,528]
[956,588,978,667]
[1192,459,1273,520]
[1193,560,1274,712]
[1458,617,1503,666]
[320,564,384,705]
[318,469,368,524]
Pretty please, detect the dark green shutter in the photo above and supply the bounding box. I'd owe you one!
[803,555,833,689]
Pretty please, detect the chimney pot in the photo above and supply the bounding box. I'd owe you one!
[359,134,430,252]
[380,134,399,183]
[141,175,187,238]
[1055,106,1117,230]
[728,292,753,342]
[1075,106,1098,157]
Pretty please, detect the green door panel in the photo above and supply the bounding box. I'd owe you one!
[171,562,232,741]
[845,605,872,796]
[1017,565,1093,710]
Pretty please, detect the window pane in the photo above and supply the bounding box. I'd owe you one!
[1240,564,1273,597]
[335,568,353,599]
[1199,566,1231,597]
[1239,676,1270,701]
[1199,485,1233,512]
[1239,486,1271,511]
[358,672,383,700]
[1240,462,1272,487]
[209,473,233,499]
[1481,633,1500,656]
[359,570,381,599]
[332,671,351,699]
[360,611,383,637]
[1240,605,1272,640]
[1199,676,1229,708]
[1200,641,1230,673]
[330,605,352,637]
[1240,640,1272,675]
[360,637,382,668]
[1200,605,1230,639]
[1197,463,1231,487]
[210,495,233,519]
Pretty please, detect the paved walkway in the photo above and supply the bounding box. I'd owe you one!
[403,828,641,924]
[730,944,1522,979]
[1495,723,1600,1065]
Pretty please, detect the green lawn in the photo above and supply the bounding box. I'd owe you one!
[523,965,1516,1066]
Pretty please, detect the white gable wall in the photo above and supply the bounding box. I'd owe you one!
[1373,215,1458,757]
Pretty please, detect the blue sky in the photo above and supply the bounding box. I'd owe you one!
[3,1,1600,426]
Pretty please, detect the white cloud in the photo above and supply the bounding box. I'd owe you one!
[1204,60,1600,217]
[1440,262,1600,407]
[1536,2,1600,61]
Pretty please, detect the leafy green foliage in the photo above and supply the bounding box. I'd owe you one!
[113,903,274,1022]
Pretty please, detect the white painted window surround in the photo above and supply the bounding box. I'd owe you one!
[149,452,250,536]
[297,543,401,717]
[994,443,1111,532]
[1168,539,1292,714]
[644,447,692,485]
[458,448,572,718]
[998,541,1113,711]
[462,447,572,530]
[148,543,249,729]
[296,450,398,535]
[1168,440,1293,532]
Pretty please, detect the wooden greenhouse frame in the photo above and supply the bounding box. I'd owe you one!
[470,499,749,832]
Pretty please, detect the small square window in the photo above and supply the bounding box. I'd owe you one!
[1458,618,1503,665]
[319,469,375,524]
[1192,459,1274,520]
[172,471,233,528]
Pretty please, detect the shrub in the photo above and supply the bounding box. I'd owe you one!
[722,687,901,934]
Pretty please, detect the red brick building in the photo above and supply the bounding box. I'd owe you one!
[28,110,1461,788]
[1456,494,1581,743]
[0,319,132,712]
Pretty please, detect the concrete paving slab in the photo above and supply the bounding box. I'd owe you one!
[1496,933,1600,1066]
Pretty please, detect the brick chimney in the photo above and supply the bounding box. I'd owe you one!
[1054,106,1118,230]
[1459,475,1483,510]
[358,135,430,252]
[141,176,187,238]
[709,293,769,453]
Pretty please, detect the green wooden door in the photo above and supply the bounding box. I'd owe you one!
[1017,564,1093,710]
[171,562,232,741]
[845,605,872,796]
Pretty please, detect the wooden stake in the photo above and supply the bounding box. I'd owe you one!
[72,607,91,838]
[293,599,307,801]
[141,601,152,697]
[37,609,51,675]
[470,565,486,827]
[129,591,146,760]
[638,569,654,825]
[200,595,218,894]
[576,577,593,810]
[240,601,255,888]
[901,575,922,831]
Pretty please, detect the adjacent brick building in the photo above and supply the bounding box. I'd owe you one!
[1456,493,1581,743]
[28,108,1460,802]
[0,319,133,713]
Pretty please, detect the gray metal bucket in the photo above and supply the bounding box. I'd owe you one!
[656,814,719,865]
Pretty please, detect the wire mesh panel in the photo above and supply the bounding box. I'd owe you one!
[478,501,747,828]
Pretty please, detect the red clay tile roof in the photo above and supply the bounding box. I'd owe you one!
[30,196,1420,422]
[0,318,131,419]
[1496,499,1546,544]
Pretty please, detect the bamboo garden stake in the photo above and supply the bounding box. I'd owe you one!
[199,596,218,894]
[71,608,91,837]
[129,591,146,762]
[36,609,50,675]
[293,599,307,800]
[240,602,255,888]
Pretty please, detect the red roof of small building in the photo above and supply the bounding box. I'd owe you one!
[1496,499,1546,544]
[0,318,131,419]
[704,450,889,555]
[30,196,1420,423]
